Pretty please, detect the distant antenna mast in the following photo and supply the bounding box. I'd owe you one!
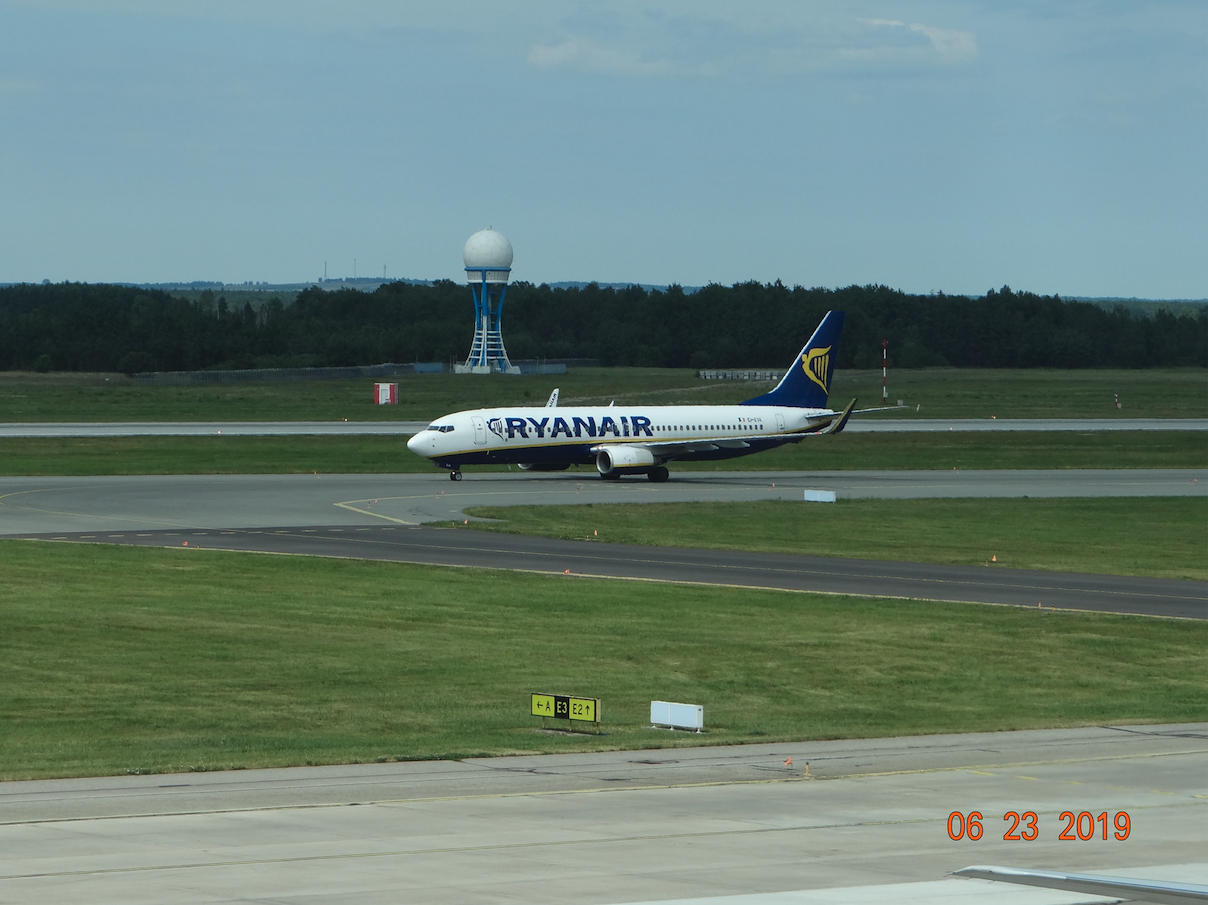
[354,258,357,279]
[882,339,888,401]
[324,261,327,282]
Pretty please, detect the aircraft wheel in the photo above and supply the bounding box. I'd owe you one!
[648,466,669,483]
[450,471,463,481]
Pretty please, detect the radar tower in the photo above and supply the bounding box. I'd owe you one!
[455,228,518,374]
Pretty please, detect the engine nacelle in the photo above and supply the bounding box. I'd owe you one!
[596,445,656,476]
[518,463,571,472]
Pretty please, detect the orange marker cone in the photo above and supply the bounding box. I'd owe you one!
[182,541,188,546]
[594,530,598,536]
[564,569,570,574]
[464,519,468,525]
[991,555,996,562]
[783,756,793,766]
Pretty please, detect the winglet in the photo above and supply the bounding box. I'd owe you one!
[545,388,559,408]
[818,398,856,435]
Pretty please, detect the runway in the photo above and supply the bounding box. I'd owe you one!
[1,418,1204,436]
[15,524,1206,619]
[2,724,1205,904]
[1,470,1203,536]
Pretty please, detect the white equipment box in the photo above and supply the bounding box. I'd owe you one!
[650,700,704,731]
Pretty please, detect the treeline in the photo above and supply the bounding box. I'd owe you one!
[0,280,1204,374]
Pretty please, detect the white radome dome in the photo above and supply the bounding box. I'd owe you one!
[462,229,514,270]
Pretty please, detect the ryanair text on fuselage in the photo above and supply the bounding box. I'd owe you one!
[407,311,863,482]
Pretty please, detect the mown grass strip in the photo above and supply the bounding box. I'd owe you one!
[0,431,1202,475]
[1,366,1204,422]
[1,541,1204,780]
[457,498,1208,582]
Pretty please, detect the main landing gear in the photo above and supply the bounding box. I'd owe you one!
[450,471,463,481]
[598,467,670,482]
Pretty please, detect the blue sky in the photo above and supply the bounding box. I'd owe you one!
[1,1,1205,297]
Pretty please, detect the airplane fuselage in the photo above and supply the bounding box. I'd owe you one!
[407,403,838,470]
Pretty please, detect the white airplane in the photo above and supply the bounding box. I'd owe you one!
[407,310,862,482]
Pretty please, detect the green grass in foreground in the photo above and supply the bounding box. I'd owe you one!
[2,541,1204,780]
[457,498,1208,582]
[0,430,1202,475]
[2,366,1204,422]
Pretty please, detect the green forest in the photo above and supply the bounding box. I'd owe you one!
[1,280,1203,374]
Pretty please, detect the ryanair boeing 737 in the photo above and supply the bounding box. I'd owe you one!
[408,310,861,481]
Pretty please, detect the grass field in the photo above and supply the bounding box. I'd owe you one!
[2,540,1204,781]
[455,497,1207,581]
[0,431,1202,475]
[1,367,1204,422]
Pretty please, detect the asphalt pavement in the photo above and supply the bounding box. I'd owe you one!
[16,523,1206,619]
[1,470,1203,537]
[2,724,1205,904]
[4,470,1203,618]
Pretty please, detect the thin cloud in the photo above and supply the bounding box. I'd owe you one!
[908,24,977,63]
[528,38,674,77]
[856,17,978,65]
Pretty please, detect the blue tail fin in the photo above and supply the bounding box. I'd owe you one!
[741,310,844,409]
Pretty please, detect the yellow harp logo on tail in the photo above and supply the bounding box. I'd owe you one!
[801,345,832,393]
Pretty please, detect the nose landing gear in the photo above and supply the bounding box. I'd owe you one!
[450,471,463,481]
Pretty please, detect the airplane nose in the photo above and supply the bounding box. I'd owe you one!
[406,432,423,454]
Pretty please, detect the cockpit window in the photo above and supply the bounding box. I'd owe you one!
[425,424,456,433]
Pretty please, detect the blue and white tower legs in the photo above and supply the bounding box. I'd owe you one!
[457,228,519,374]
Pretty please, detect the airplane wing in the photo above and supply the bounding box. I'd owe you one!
[953,865,1208,904]
[592,438,747,457]
[589,419,840,460]
[852,403,908,414]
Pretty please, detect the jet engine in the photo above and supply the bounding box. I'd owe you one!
[596,445,656,476]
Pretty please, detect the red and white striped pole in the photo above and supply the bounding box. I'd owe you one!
[881,339,888,401]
